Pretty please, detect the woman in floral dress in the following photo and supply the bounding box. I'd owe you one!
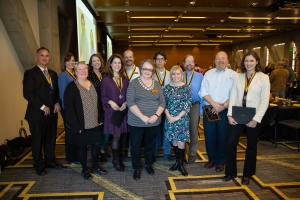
[164,65,192,176]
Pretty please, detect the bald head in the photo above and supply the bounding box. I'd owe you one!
[215,51,228,71]
[276,61,285,69]
[123,50,135,68]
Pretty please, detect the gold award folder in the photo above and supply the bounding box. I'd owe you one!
[203,105,222,122]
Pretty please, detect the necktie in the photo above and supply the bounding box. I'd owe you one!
[43,69,52,88]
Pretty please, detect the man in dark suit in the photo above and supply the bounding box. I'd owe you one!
[23,47,62,176]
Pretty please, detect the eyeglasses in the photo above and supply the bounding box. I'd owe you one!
[142,68,153,72]
[155,58,165,61]
[185,60,195,64]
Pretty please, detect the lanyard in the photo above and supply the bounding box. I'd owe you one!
[65,70,76,80]
[155,69,166,86]
[113,76,123,92]
[125,65,136,80]
[95,72,102,81]
[244,72,256,92]
[43,69,51,85]
[184,70,194,85]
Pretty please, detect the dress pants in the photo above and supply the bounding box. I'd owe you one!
[28,120,57,170]
[225,123,262,177]
[61,108,78,162]
[203,109,228,165]
[188,102,200,157]
[129,125,159,170]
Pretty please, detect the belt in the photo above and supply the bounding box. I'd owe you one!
[192,102,199,105]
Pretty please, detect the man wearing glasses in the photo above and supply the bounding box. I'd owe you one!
[182,54,204,164]
[152,51,172,161]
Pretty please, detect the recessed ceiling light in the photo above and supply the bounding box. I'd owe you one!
[131,16,176,19]
[131,35,160,37]
[228,16,272,20]
[275,17,300,19]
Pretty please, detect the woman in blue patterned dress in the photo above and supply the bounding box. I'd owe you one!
[164,65,192,176]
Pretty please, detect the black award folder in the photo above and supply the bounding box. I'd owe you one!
[232,106,256,124]
[109,108,128,128]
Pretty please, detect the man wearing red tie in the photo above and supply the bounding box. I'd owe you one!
[23,47,62,176]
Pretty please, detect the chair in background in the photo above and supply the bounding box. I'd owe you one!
[276,110,300,153]
[260,106,278,145]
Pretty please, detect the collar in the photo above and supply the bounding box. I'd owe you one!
[37,65,48,71]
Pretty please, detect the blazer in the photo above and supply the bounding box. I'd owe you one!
[227,72,270,123]
[64,81,104,134]
[23,66,59,123]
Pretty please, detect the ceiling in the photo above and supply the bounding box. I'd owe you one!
[88,0,300,47]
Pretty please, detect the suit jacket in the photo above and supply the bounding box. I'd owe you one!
[227,72,270,123]
[23,66,59,123]
[64,81,104,134]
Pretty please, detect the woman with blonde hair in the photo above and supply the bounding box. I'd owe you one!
[164,66,192,176]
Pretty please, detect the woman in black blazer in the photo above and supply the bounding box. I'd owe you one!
[64,62,108,179]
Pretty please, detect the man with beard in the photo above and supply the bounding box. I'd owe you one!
[124,50,140,81]
[199,51,236,172]
[152,51,172,161]
[183,54,204,164]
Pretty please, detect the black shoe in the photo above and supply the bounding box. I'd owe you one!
[144,165,154,175]
[222,174,236,182]
[36,168,46,176]
[100,151,111,158]
[242,176,250,185]
[91,167,108,175]
[81,170,92,179]
[45,162,63,169]
[169,161,179,171]
[133,170,141,180]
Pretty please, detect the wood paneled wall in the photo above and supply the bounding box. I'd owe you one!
[112,45,232,71]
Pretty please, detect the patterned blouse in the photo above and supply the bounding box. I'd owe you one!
[75,80,99,129]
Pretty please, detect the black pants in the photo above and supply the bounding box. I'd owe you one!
[129,125,159,170]
[61,109,78,162]
[225,123,262,177]
[28,120,57,170]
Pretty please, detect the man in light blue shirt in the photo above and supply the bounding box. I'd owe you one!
[183,54,204,164]
[199,51,236,172]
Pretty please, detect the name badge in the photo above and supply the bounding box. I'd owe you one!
[133,72,138,74]
[152,89,158,93]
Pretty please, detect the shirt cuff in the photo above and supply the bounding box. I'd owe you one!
[40,105,45,110]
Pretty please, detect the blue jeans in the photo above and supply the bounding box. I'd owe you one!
[203,109,228,165]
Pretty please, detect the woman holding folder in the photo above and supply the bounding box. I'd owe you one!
[101,54,129,172]
[223,51,270,185]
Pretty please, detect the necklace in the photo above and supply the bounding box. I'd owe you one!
[138,77,154,90]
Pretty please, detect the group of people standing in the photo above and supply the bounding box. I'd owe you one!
[23,47,270,185]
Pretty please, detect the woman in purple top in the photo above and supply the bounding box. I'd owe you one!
[101,54,129,172]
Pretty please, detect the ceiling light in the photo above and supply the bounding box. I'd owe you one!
[131,35,160,38]
[209,40,233,42]
[181,17,207,19]
[130,41,154,42]
[130,16,176,19]
[158,40,182,42]
[184,40,208,42]
[228,16,271,20]
[131,44,152,46]
[244,28,277,31]
[219,35,252,38]
[163,35,192,37]
[153,44,175,46]
[200,44,220,45]
[130,28,166,31]
[126,11,129,13]
[128,35,131,38]
[177,44,198,46]
[253,47,261,49]
[171,28,205,31]
[275,17,300,19]
[208,28,241,31]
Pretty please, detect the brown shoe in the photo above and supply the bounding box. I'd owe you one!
[215,164,224,172]
[204,161,215,169]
